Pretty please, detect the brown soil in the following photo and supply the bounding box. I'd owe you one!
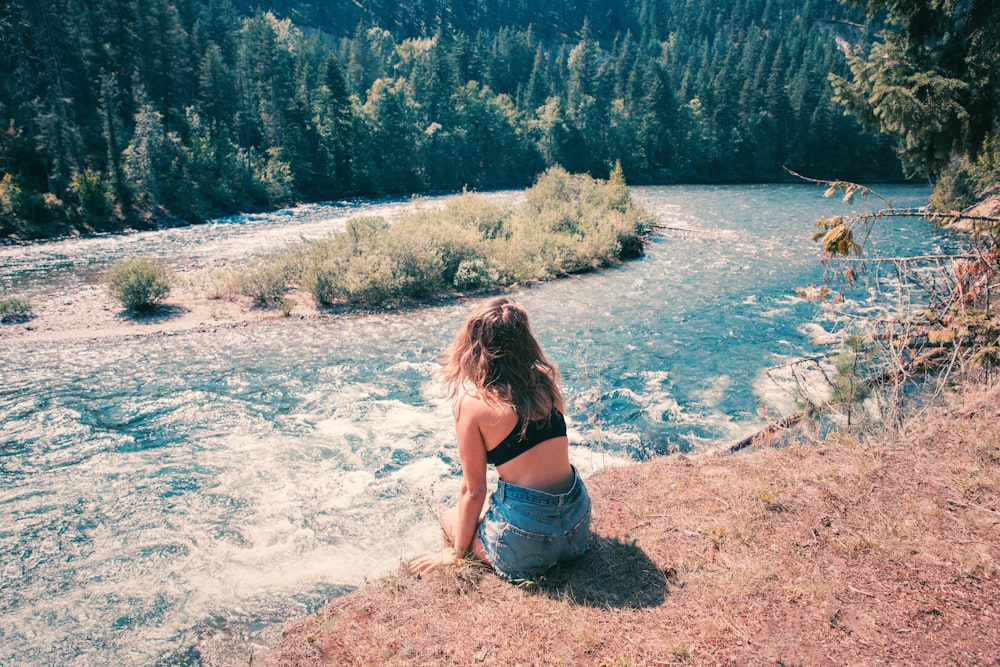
[219,384,1000,667]
[0,280,320,344]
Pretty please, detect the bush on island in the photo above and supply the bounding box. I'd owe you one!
[296,166,653,308]
[105,258,173,313]
[227,166,652,310]
[0,296,33,323]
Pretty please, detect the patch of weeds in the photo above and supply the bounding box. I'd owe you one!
[754,482,788,512]
[305,609,343,646]
[667,639,691,662]
[0,296,33,323]
[699,524,728,549]
[232,257,294,308]
[976,439,1000,466]
[446,559,491,595]
[953,472,980,498]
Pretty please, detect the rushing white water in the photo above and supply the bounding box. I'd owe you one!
[0,184,953,665]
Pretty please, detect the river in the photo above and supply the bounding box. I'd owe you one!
[0,184,953,665]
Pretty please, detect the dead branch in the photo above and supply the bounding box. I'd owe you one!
[722,412,804,455]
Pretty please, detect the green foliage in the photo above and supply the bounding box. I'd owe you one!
[831,0,1000,185]
[68,169,114,227]
[292,167,650,307]
[0,0,901,238]
[928,136,1000,212]
[829,335,874,431]
[232,257,296,308]
[219,244,308,309]
[0,296,33,323]
[104,258,174,313]
[0,174,30,235]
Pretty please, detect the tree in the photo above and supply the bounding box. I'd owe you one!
[361,77,422,192]
[1,0,909,238]
[564,20,609,175]
[122,90,167,214]
[831,0,1000,179]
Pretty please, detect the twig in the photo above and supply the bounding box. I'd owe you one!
[784,167,891,207]
[831,253,977,263]
[948,498,999,516]
[848,585,876,598]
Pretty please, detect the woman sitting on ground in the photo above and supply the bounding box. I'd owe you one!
[408,296,591,580]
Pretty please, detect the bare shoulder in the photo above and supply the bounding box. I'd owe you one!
[455,391,514,427]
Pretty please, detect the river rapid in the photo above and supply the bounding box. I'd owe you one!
[0,184,952,665]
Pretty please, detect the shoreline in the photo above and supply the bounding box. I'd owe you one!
[1,280,340,345]
[217,382,999,667]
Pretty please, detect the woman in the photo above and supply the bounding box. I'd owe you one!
[408,296,591,580]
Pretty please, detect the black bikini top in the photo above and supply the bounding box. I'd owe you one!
[485,410,567,466]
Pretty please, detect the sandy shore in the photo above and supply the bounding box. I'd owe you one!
[1,280,321,345]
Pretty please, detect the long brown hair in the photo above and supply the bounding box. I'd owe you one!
[441,296,563,421]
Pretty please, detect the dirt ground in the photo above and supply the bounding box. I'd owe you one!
[0,279,316,344]
[201,383,1000,667]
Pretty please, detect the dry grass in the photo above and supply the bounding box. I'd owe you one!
[235,383,1000,666]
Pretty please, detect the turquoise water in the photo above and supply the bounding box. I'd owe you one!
[0,184,952,665]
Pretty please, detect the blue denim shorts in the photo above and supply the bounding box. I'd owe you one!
[477,467,591,580]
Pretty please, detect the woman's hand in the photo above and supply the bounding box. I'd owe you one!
[407,547,461,575]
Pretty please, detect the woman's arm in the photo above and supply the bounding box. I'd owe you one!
[408,395,489,574]
[450,396,489,556]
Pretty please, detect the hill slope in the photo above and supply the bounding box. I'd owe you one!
[220,383,1000,665]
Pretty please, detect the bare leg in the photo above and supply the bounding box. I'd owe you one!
[408,504,491,575]
[437,506,489,562]
[439,505,458,549]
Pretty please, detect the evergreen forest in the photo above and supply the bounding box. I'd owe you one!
[1,0,907,239]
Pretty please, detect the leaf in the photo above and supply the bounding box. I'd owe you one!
[971,346,1000,369]
[927,328,955,344]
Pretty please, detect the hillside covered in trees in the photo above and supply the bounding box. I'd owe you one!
[0,0,903,239]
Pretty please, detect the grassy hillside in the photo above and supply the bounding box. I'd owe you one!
[197,382,1000,666]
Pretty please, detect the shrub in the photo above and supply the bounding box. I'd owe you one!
[69,169,113,227]
[0,173,31,237]
[105,258,173,312]
[289,167,651,308]
[0,296,33,323]
[302,232,357,305]
[303,264,342,305]
[442,191,509,239]
[453,257,498,289]
[929,137,1000,212]
[232,256,295,308]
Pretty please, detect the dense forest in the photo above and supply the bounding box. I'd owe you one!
[0,0,905,238]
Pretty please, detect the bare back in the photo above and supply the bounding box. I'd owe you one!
[457,393,574,494]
